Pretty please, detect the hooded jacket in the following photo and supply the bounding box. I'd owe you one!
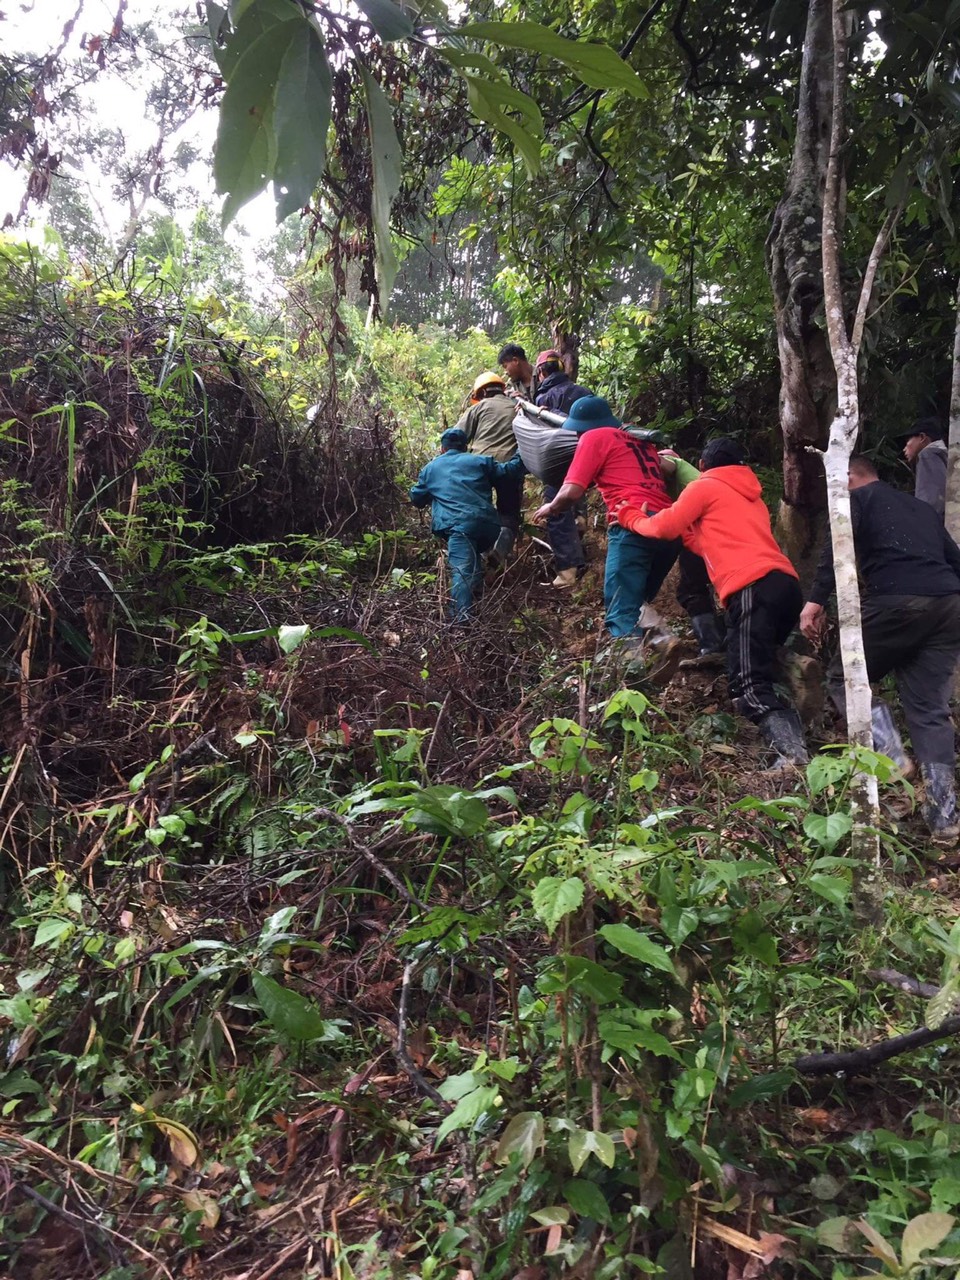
[616,465,796,604]
[535,371,593,416]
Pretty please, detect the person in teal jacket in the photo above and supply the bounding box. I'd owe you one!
[410,428,526,622]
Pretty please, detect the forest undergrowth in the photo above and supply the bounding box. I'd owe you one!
[4,241,960,1280]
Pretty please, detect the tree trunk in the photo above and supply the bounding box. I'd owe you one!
[551,327,581,381]
[766,0,836,583]
[819,0,880,868]
[945,276,960,541]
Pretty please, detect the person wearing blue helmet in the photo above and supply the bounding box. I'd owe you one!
[531,396,678,664]
[410,428,526,622]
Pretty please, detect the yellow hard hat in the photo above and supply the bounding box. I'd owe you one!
[471,371,506,401]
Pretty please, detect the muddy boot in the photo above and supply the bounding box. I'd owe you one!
[642,626,683,683]
[757,708,809,769]
[920,762,960,848]
[871,701,915,780]
[782,652,824,725]
[639,602,667,630]
[681,613,727,669]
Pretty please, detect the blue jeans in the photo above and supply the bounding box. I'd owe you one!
[445,517,499,621]
[544,484,585,571]
[604,525,656,637]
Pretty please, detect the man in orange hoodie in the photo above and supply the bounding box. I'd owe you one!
[615,437,808,766]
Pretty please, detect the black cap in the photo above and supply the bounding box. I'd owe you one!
[901,416,945,443]
[700,437,747,469]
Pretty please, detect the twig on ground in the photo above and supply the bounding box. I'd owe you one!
[309,807,427,910]
[396,957,450,1109]
[868,967,944,1001]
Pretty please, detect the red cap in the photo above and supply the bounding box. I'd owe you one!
[535,349,562,368]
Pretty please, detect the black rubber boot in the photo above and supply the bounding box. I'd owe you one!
[871,701,914,779]
[690,612,726,655]
[757,708,809,768]
[920,762,960,848]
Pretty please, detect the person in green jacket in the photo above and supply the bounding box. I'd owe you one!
[452,372,524,561]
[410,428,526,622]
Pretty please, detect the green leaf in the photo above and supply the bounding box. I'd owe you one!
[900,1212,955,1269]
[563,1178,612,1225]
[34,918,73,947]
[463,73,543,177]
[807,872,850,908]
[568,1128,615,1174]
[805,755,850,795]
[731,909,779,967]
[271,28,332,220]
[532,876,584,935]
[661,905,698,946]
[495,1111,543,1168]
[599,923,674,974]
[726,1069,795,1109]
[436,1084,500,1144]
[214,9,331,225]
[931,1176,960,1211]
[352,0,413,40]
[277,623,310,654]
[803,812,852,854]
[360,68,402,309]
[214,18,296,222]
[530,1205,570,1227]
[457,21,648,99]
[251,970,329,1042]
[597,1013,681,1060]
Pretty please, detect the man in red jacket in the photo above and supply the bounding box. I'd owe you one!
[615,437,808,766]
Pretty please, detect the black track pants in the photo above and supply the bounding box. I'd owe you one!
[725,570,803,723]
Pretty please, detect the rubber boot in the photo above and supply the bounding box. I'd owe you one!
[680,612,727,669]
[551,567,579,589]
[757,708,809,769]
[488,526,516,568]
[920,762,960,848]
[871,701,915,780]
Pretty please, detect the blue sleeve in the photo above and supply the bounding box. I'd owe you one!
[492,453,526,481]
[409,465,431,508]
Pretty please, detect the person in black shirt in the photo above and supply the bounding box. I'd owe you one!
[800,455,960,846]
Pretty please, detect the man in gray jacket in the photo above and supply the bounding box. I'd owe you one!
[903,417,948,519]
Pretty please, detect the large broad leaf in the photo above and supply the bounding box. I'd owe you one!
[353,0,413,40]
[900,1213,955,1270]
[464,75,543,176]
[214,6,331,224]
[456,21,648,99]
[360,68,402,310]
[252,970,329,1042]
[568,1128,615,1174]
[563,1178,612,1225]
[272,28,332,220]
[218,0,301,80]
[436,1084,500,1144]
[599,923,674,974]
[532,876,584,934]
[495,1112,544,1168]
[803,811,852,854]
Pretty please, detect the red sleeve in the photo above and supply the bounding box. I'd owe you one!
[625,479,711,541]
[563,432,604,491]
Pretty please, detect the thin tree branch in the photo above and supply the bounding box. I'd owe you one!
[850,203,901,357]
[795,1015,960,1075]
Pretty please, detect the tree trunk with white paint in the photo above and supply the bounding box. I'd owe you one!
[945,276,960,542]
[819,0,879,864]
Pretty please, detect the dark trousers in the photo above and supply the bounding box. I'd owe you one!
[644,539,682,604]
[494,473,524,535]
[826,593,960,764]
[676,548,715,619]
[543,484,585,570]
[726,570,802,723]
